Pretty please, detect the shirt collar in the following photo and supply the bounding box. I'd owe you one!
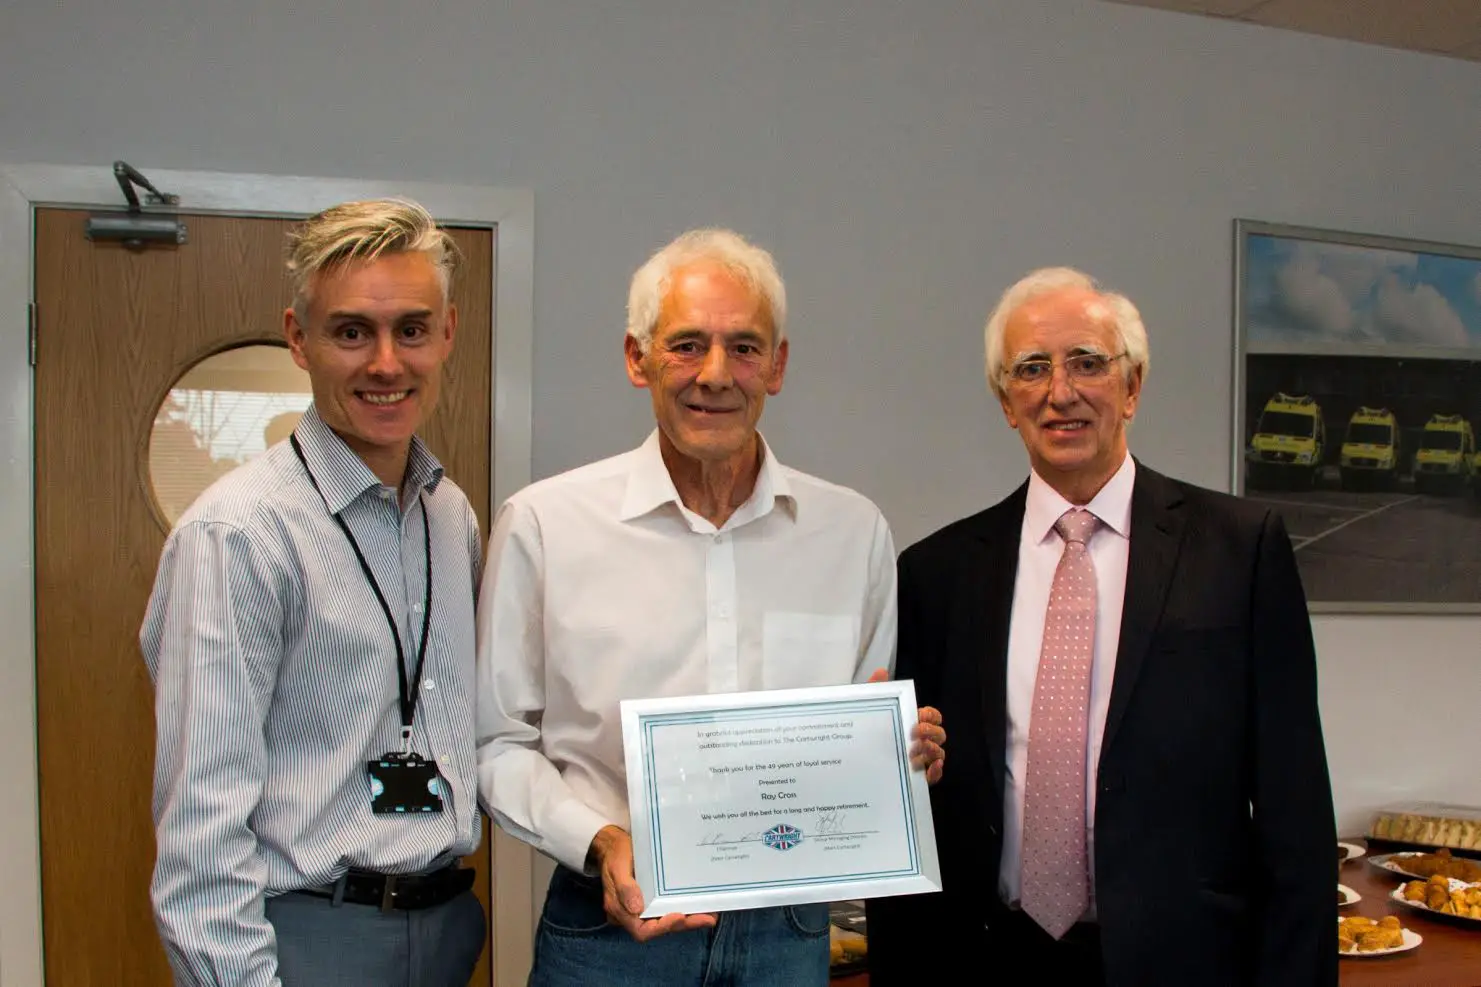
[619,429,796,530]
[293,404,445,514]
[1024,453,1136,545]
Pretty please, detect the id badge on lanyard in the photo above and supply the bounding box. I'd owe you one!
[292,434,446,816]
[367,753,444,814]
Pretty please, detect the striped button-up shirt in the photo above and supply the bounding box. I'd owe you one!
[142,405,482,987]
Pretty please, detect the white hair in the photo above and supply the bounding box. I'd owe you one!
[626,228,787,351]
[983,266,1150,397]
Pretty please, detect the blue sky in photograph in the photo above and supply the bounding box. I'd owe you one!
[1244,233,1481,351]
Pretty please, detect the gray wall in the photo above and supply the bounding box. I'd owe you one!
[5,0,1480,830]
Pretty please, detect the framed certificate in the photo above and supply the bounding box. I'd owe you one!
[620,681,941,917]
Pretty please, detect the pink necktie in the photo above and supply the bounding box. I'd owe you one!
[1020,508,1099,940]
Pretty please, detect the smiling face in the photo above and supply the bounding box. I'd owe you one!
[625,260,788,474]
[998,286,1142,504]
[284,250,456,485]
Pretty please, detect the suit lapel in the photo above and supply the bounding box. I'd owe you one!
[970,483,1026,803]
[1101,463,1186,756]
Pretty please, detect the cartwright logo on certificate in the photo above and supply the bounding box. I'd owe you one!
[619,681,942,917]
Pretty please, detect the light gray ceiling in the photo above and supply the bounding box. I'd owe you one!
[1104,0,1481,62]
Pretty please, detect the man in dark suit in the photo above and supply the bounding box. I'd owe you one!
[867,268,1336,986]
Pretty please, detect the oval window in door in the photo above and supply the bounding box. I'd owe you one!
[148,343,313,526]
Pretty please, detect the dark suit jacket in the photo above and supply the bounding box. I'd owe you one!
[868,463,1336,986]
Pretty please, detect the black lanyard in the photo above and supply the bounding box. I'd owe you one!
[291,435,433,749]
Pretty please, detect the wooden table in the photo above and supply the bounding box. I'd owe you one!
[827,845,1481,986]
[1338,844,1480,985]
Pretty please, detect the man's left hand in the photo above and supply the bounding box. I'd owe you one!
[866,668,946,784]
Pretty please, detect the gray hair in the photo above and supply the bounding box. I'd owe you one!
[983,266,1150,398]
[286,197,460,320]
[626,228,787,351]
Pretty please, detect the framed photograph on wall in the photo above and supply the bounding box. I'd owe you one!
[1233,220,1481,614]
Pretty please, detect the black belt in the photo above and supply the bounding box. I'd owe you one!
[298,864,474,912]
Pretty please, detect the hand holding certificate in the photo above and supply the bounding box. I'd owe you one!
[620,681,942,917]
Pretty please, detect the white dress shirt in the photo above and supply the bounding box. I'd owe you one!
[1000,454,1135,911]
[475,430,897,873]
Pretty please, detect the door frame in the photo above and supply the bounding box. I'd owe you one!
[0,164,538,987]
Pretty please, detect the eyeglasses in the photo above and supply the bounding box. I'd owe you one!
[1004,351,1128,388]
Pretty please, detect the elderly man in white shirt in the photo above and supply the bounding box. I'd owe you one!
[475,228,944,987]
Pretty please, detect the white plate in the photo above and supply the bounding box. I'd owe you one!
[1369,850,1481,884]
[1388,881,1481,925]
[1370,851,1425,879]
[1338,841,1366,862]
[1337,921,1422,958]
[1337,884,1361,906]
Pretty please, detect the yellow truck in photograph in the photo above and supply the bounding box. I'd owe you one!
[1339,406,1401,491]
[1246,392,1326,490]
[1413,413,1475,495]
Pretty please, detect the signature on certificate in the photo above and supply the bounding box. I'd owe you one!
[698,830,762,846]
[814,811,850,836]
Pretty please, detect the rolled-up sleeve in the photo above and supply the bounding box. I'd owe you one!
[141,520,284,987]
[474,498,612,873]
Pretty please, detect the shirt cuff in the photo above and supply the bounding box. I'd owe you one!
[545,799,616,875]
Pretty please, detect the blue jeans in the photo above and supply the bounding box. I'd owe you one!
[265,888,486,987]
[529,866,831,987]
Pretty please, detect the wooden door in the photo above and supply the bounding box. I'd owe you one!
[34,209,494,986]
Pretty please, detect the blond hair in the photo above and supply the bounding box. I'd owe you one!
[286,198,460,318]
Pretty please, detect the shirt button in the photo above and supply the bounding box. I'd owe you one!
[423,679,436,690]
[413,603,423,613]
[439,755,451,765]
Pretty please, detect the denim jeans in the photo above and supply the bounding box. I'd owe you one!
[529,866,831,987]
